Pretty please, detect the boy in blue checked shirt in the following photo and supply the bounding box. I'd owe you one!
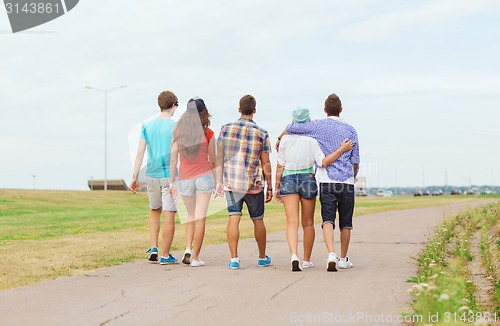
[215,95,274,270]
[277,93,360,272]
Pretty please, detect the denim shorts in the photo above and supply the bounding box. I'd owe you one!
[225,191,264,220]
[177,173,215,197]
[319,183,355,230]
[279,173,318,200]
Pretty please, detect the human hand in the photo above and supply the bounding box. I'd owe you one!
[169,183,177,200]
[265,188,273,203]
[275,138,281,152]
[340,139,353,152]
[130,177,139,194]
[275,189,282,203]
[214,182,224,198]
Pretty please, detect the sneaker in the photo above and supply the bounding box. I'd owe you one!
[338,257,353,269]
[326,253,338,272]
[146,247,158,262]
[257,255,272,267]
[291,254,302,272]
[190,259,205,267]
[182,249,192,265]
[302,261,314,269]
[228,261,240,270]
[159,254,178,265]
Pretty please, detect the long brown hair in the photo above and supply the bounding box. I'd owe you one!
[174,108,211,160]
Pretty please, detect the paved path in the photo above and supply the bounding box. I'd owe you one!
[0,200,494,326]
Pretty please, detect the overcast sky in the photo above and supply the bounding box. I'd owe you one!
[1,0,499,190]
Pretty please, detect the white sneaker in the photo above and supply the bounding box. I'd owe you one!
[190,259,205,267]
[338,257,353,269]
[326,253,338,272]
[291,254,302,272]
[302,261,314,269]
[182,249,192,265]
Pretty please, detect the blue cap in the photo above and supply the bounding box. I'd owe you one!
[292,108,310,123]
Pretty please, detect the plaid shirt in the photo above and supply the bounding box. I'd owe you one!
[217,118,271,192]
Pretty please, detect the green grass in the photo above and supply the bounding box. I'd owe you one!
[0,189,488,290]
[0,190,148,242]
[0,190,480,242]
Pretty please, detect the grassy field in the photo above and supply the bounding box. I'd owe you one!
[0,189,492,290]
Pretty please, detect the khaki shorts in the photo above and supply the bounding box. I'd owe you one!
[146,176,177,212]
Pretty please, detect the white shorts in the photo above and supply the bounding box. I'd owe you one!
[146,176,177,212]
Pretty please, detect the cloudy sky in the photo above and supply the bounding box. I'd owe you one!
[1,0,499,190]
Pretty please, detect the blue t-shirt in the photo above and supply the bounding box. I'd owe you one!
[141,117,176,178]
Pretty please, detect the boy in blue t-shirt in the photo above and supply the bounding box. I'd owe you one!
[131,90,179,264]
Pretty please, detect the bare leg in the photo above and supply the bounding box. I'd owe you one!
[282,195,300,256]
[252,219,267,258]
[340,228,351,258]
[322,222,335,254]
[192,192,211,260]
[149,208,162,248]
[300,198,316,262]
[227,215,241,258]
[181,195,196,251]
[161,211,176,256]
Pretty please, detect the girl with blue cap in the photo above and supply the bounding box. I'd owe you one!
[275,108,352,271]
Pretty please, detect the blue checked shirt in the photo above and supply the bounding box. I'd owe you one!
[286,117,360,183]
[218,118,271,192]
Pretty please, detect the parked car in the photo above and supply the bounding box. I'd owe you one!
[422,190,431,196]
[383,190,394,197]
[451,189,461,195]
[376,189,385,197]
[432,190,443,196]
[356,189,367,196]
[414,191,423,197]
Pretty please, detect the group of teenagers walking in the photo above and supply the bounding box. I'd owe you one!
[130,90,360,272]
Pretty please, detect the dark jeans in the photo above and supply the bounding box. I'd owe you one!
[319,183,355,230]
[225,191,265,220]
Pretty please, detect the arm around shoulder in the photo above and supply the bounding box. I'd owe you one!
[320,139,353,168]
[286,120,318,135]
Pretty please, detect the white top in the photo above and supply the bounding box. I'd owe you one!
[277,135,324,170]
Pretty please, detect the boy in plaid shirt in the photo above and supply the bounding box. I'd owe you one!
[215,95,273,270]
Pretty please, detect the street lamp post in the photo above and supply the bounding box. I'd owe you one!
[85,85,127,191]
